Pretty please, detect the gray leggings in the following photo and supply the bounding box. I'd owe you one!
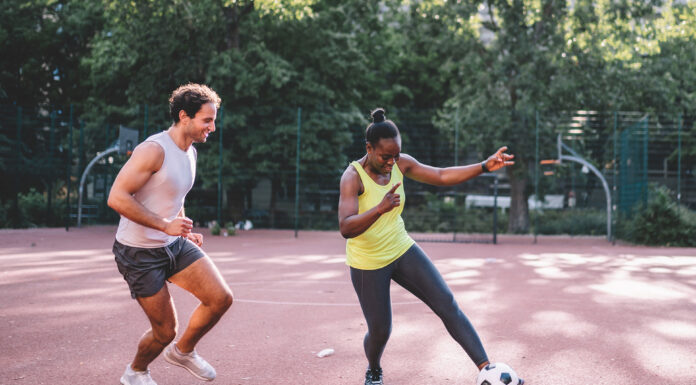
[350,244,488,370]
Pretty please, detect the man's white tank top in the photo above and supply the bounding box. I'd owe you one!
[115,130,197,248]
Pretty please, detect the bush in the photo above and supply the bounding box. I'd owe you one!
[0,200,7,226]
[210,222,221,236]
[532,209,607,236]
[403,192,506,234]
[0,189,68,228]
[618,185,696,246]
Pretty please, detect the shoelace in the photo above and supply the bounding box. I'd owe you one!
[366,369,383,383]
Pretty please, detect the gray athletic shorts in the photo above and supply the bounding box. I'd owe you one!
[113,237,205,299]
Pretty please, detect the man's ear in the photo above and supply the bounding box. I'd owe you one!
[179,109,190,123]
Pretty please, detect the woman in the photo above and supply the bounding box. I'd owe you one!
[338,108,522,385]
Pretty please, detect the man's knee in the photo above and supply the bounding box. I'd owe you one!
[210,289,233,314]
[220,290,233,311]
[152,322,178,345]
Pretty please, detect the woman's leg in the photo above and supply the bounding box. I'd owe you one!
[350,264,395,371]
[392,244,489,367]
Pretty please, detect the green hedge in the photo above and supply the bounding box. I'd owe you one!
[617,185,696,247]
[532,209,607,236]
[1,188,66,228]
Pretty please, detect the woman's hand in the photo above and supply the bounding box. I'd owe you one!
[483,146,515,172]
[377,182,402,214]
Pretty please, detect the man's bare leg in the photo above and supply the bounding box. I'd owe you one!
[168,256,233,353]
[131,285,178,371]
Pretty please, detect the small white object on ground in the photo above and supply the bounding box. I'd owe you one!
[316,348,334,358]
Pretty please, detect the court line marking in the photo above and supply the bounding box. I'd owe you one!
[235,298,423,306]
[231,280,424,306]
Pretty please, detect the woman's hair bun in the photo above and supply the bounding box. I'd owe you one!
[371,108,386,123]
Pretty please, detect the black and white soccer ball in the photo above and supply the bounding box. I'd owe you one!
[476,362,523,385]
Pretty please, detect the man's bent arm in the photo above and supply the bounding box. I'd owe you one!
[108,142,173,233]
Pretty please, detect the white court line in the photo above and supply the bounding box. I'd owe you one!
[235,298,423,306]
[231,280,346,286]
[231,280,424,306]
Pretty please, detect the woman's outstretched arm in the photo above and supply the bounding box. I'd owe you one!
[398,146,514,186]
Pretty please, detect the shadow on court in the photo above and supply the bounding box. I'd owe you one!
[1,227,695,384]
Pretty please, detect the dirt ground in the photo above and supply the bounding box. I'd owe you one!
[1,226,695,384]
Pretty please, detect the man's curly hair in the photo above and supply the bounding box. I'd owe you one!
[169,83,221,123]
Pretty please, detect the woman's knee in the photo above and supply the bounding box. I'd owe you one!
[432,292,461,319]
[368,323,392,343]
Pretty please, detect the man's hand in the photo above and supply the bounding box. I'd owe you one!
[187,232,203,247]
[377,182,402,214]
[163,217,193,237]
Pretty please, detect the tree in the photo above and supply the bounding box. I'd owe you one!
[0,0,102,107]
[443,0,687,233]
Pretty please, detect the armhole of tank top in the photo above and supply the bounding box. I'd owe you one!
[394,160,405,183]
[143,139,166,174]
[350,162,366,196]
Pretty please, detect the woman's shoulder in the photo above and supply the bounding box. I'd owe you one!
[341,161,360,180]
[396,153,417,172]
[340,161,364,193]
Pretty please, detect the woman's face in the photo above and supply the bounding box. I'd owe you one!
[367,136,401,174]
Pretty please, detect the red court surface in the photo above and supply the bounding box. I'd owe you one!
[1,226,695,385]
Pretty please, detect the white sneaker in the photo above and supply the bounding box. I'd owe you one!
[120,364,158,385]
[163,342,216,381]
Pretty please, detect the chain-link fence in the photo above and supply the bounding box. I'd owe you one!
[1,104,694,244]
[534,111,694,242]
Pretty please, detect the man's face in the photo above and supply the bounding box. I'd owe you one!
[184,102,217,143]
[367,136,401,174]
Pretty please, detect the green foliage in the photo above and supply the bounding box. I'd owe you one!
[2,0,696,240]
[532,209,607,236]
[0,200,7,226]
[403,193,507,234]
[0,0,103,106]
[210,222,221,236]
[618,185,696,246]
[4,188,66,228]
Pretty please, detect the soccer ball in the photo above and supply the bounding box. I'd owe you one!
[476,362,523,385]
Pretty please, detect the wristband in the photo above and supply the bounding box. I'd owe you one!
[481,160,490,173]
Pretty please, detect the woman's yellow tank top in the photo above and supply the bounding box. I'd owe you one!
[346,161,415,270]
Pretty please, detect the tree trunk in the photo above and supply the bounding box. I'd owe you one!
[507,168,529,233]
[222,1,254,50]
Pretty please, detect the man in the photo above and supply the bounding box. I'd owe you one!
[108,83,233,385]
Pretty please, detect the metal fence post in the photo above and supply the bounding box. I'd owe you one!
[294,107,302,238]
[612,111,617,244]
[493,175,499,245]
[218,106,224,227]
[14,106,22,226]
[643,116,649,205]
[453,106,459,242]
[79,120,85,177]
[677,114,682,207]
[454,105,459,166]
[66,105,73,231]
[48,109,56,224]
[534,110,539,243]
